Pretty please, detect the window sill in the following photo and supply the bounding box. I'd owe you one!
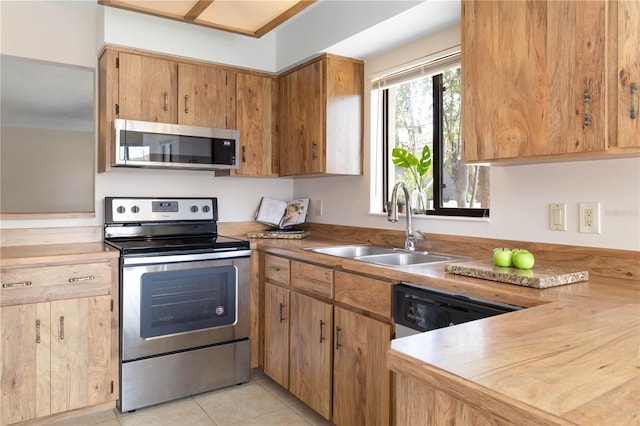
[369,212,490,223]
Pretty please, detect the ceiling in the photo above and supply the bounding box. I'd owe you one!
[98,0,317,38]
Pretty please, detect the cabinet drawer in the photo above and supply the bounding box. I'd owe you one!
[264,254,290,285]
[1,262,113,306]
[334,271,392,318]
[291,261,333,299]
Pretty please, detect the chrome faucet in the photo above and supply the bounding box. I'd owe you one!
[388,182,425,251]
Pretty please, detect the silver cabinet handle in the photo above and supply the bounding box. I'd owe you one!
[59,316,65,340]
[631,82,637,120]
[583,89,591,127]
[68,275,95,283]
[2,281,32,288]
[36,319,41,344]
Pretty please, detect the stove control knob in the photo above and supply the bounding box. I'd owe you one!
[131,206,140,214]
[202,205,211,213]
[191,205,199,213]
[116,206,125,214]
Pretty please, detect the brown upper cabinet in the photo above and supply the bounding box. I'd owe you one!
[462,0,639,164]
[232,72,279,176]
[279,54,364,176]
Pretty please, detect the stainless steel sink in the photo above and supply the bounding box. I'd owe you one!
[304,245,469,267]
[305,245,394,258]
[358,252,461,266]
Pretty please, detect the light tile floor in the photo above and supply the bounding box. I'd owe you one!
[51,371,333,426]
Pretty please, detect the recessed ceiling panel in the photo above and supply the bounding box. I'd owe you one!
[198,0,300,33]
[98,0,316,37]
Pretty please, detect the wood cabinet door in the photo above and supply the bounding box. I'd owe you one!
[49,295,113,414]
[615,0,640,148]
[234,73,278,176]
[264,283,290,388]
[1,303,51,425]
[462,0,607,162]
[280,61,324,175]
[178,63,228,128]
[333,307,392,426]
[289,292,333,420]
[118,52,178,123]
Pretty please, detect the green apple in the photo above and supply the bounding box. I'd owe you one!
[492,248,513,267]
[512,249,535,269]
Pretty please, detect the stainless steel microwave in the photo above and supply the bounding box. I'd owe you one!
[113,119,239,170]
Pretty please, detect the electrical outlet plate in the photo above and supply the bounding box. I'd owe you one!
[579,202,601,234]
[549,203,566,231]
[314,200,323,216]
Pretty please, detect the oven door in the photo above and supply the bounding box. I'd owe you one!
[121,253,249,361]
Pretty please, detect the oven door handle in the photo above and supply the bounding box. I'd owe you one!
[122,249,251,266]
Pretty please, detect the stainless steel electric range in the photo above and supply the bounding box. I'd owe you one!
[104,197,251,412]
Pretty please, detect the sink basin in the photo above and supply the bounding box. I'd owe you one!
[357,252,462,267]
[304,245,469,267]
[305,244,394,258]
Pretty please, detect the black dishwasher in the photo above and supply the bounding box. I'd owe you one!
[393,283,522,338]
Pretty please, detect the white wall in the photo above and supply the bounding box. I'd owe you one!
[294,25,640,251]
[100,6,278,73]
[2,2,639,251]
[0,1,291,229]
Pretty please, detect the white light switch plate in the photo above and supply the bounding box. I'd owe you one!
[549,203,566,231]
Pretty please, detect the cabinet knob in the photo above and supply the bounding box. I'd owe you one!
[631,82,637,120]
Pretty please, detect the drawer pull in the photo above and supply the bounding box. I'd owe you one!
[184,94,190,113]
[163,92,169,111]
[68,275,95,283]
[268,266,281,272]
[279,303,285,323]
[59,316,65,340]
[2,281,32,288]
[36,319,41,344]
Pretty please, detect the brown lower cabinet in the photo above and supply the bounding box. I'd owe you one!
[333,307,392,426]
[289,292,333,419]
[0,260,118,425]
[263,255,393,425]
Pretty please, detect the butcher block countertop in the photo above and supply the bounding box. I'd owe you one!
[251,231,640,425]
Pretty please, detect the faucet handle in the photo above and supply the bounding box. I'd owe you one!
[408,228,424,243]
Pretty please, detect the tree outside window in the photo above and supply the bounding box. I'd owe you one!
[385,62,489,217]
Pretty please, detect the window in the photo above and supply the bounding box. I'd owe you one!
[373,52,489,217]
